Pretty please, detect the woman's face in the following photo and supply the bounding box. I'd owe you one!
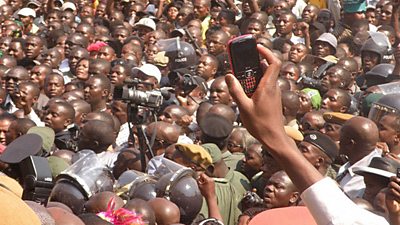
[75,59,89,80]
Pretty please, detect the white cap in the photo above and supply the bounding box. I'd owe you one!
[61,2,77,11]
[132,64,161,83]
[133,18,156,31]
[18,8,36,18]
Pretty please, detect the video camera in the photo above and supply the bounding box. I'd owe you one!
[113,78,169,108]
[168,68,203,96]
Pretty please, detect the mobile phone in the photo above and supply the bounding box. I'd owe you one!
[227,34,263,97]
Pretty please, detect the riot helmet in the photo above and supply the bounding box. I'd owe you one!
[365,63,394,87]
[49,180,87,214]
[155,168,203,224]
[368,93,400,123]
[158,38,198,71]
[361,32,390,63]
[127,173,158,201]
[56,151,114,199]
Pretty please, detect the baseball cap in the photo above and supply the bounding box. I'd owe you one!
[132,64,162,83]
[153,51,169,67]
[315,33,337,51]
[343,0,367,13]
[27,0,41,8]
[133,18,156,31]
[18,8,36,18]
[303,131,338,161]
[61,2,76,11]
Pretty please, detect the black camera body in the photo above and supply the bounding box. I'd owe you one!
[168,68,198,96]
[20,156,54,206]
[241,191,265,209]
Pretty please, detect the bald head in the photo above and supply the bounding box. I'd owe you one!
[281,91,300,118]
[70,100,91,125]
[47,207,84,225]
[339,116,379,164]
[6,118,36,144]
[124,199,156,225]
[146,121,181,144]
[78,120,115,152]
[209,104,236,124]
[148,198,180,225]
[84,191,124,214]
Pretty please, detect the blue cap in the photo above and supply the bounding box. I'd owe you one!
[343,0,367,13]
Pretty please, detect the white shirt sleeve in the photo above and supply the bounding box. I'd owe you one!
[301,177,389,225]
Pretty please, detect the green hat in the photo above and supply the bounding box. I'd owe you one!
[27,127,55,153]
[175,144,213,170]
[48,156,70,179]
[343,0,367,13]
[201,143,222,164]
[362,93,384,116]
[301,88,322,109]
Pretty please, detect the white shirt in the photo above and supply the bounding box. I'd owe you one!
[337,149,381,199]
[302,177,389,225]
[26,109,45,127]
[4,95,17,114]
[116,122,131,147]
[292,0,307,18]
[97,151,118,168]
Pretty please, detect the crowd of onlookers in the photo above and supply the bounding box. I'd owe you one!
[2,0,400,224]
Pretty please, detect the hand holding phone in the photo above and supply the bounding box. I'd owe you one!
[227,35,263,97]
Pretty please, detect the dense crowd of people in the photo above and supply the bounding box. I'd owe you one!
[2,0,400,224]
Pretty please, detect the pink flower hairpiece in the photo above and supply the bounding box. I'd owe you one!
[97,197,146,225]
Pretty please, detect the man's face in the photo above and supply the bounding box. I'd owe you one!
[75,25,93,41]
[61,11,75,26]
[316,11,333,30]
[25,36,42,59]
[274,14,294,35]
[297,91,312,115]
[97,46,116,61]
[65,36,84,57]
[246,22,263,37]
[45,76,65,98]
[30,66,47,89]
[8,42,25,60]
[280,65,299,81]
[260,147,281,178]
[44,104,68,133]
[0,119,12,145]
[301,5,318,23]
[289,44,307,63]
[320,122,341,142]
[134,26,153,39]
[134,71,157,91]
[113,151,141,179]
[68,48,87,71]
[0,37,11,53]
[5,70,28,95]
[113,29,129,44]
[209,79,231,105]
[84,77,105,105]
[110,65,127,86]
[366,11,377,26]
[159,107,182,124]
[378,114,398,149]
[263,172,296,209]
[14,83,37,110]
[299,113,323,133]
[379,4,392,25]
[46,12,60,24]
[197,55,216,81]
[321,89,344,112]
[193,0,209,19]
[0,5,13,17]
[298,141,323,165]
[313,41,333,58]
[206,33,226,56]
[80,6,94,18]
[320,67,342,92]
[243,145,263,174]
[19,15,33,27]
[9,0,22,11]
[5,121,18,145]
[96,4,107,17]
[41,49,62,68]
[362,51,380,72]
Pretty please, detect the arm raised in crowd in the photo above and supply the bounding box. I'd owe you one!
[386,176,400,225]
[225,45,389,225]
[225,45,323,193]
